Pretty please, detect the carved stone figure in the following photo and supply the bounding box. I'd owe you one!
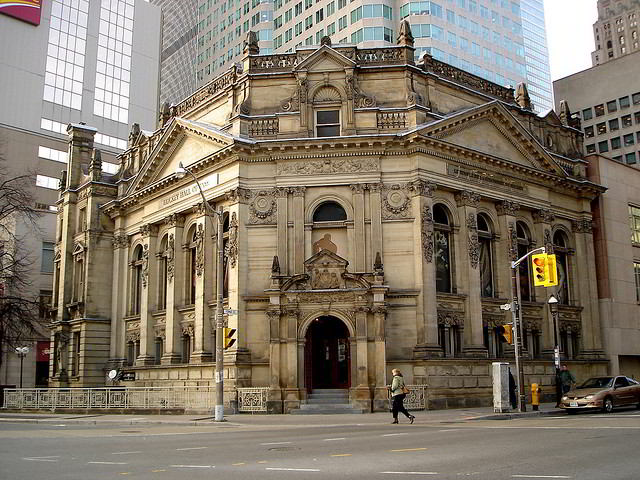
[467,213,479,269]
[225,212,239,268]
[141,244,149,288]
[421,205,434,263]
[167,234,175,281]
[195,223,204,276]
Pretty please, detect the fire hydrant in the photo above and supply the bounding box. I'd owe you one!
[531,383,542,411]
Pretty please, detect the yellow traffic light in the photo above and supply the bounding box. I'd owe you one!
[497,324,514,344]
[224,328,236,350]
[531,253,558,287]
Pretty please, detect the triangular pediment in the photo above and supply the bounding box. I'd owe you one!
[415,102,566,176]
[127,117,238,195]
[294,45,356,72]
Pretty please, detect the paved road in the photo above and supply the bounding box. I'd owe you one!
[1,408,639,479]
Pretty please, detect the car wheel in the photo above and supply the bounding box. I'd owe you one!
[602,397,614,413]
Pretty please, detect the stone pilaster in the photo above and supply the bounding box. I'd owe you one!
[455,191,486,357]
[292,187,305,275]
[409,180,442,358]
[110,228,129,364]
[571,218,605,358]
[162,213,184,364]
[532,209,555,354]
[351,184,366,272]
[369,183,383,271]
[191,211,212,363]
[276,187,289,275]
[137,224,158,365]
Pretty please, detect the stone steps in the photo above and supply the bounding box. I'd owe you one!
[289,389,365,415]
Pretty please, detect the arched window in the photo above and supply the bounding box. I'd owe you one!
[158,235,169,310]
[434,204,453,293]
[516,221,533,301]
[478,214,495,298]
[313,201,347,222]
[131,245,143,315]
[553,231,571,304]
[186,226,198,305]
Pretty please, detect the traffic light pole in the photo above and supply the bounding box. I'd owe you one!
[510,246,546,413]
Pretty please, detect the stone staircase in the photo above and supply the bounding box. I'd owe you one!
[290,389,365,414]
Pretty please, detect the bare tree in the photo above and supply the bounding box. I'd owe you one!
[0,139,43,371]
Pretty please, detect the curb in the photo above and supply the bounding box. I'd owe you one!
[468,409,565,421]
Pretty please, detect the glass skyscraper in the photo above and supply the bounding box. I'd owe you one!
[519,0,552,111]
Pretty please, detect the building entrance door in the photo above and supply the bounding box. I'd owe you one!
[304,316,350,391]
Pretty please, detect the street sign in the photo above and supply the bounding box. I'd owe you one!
[499,303,512,311]
[223,309,239,315]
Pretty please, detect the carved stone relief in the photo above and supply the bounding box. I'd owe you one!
[195,223,204,276]
[421,205,434,263]
[572,218,593,234]
[167,234,175,281]
[467,213,479,269]
[248,189,278,224]
[225,212,239,267]
[437,311,464,327]
[311,268,341,289]
[508,221,518,261]
[544,229,553,254]
[496,200,520,217]
[345,73,376,108]
[141,244,149,288]
[381,183,411,219]
[112,233,129,249]
[276,158,378,176]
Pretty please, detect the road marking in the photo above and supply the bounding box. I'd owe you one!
[330,454,352,457]
[390,448,428,452]
[88,461,129,465]
[176,446,208,451]
[261,441,292,445]
[170,465,215,468]
[112,451,142,455]
[151,470,166,472]
[512,476,572,479]
[266,468,321,472]
[383,433,409,437]
[380,472,439,475]
[323,437,346,441]
[119,473,131,476]
[258,461,268,464]
[23,458,59,462]
[232,463,246,466]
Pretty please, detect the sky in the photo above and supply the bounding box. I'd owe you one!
[543,0,599,81]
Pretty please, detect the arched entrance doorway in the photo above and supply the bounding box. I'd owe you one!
[304,316,351,391]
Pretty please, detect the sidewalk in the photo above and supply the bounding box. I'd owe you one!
[0,402,564,427]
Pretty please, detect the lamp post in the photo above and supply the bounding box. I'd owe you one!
[15,346,30,388]
[175,162,225,422]
[548,294,561,407]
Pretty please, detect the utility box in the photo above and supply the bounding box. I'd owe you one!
[492,362,511,413]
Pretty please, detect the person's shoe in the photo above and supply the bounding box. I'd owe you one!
[391,419,398,424]
[409,415,415,424]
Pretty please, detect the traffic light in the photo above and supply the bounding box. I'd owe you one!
[531,253,558,287]
[224,328,236,349]
[497,324,514,344]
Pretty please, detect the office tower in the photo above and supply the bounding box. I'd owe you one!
[519,0,552,111]
[592,0,640,65]
[152,0,199,106]
[171,0,552,113]
[0,0,161,387]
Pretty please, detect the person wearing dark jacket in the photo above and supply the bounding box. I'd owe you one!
[508,368,517,410]
[388,369,415,424]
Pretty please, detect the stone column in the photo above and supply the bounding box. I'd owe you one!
[571,218,604,358]
[495,200,520,318]
[191,207,212,363]
[137,224,158,365]
[283,305,300,412]
[532,209,555,353]
[369,183,383,270]
[410,180,442,358]
[351,184,366,272]
[292,187,306,275]
[276,187,289,275]
[110,230,129,365]
[354,306,369,386]
[162,213,184,364]
[455,191,486,357]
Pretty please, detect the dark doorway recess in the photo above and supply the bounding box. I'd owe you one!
[304,316,350,391]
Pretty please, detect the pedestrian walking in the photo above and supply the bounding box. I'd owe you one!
[508,368,517,410]
[388,368,415,424]
[558,365,576,395]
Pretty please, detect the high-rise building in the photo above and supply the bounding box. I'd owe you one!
[0,0,161,388]
[152,0,199,106]
[519,0,552,111]
[159,0,553,113]
[591,0,640,66]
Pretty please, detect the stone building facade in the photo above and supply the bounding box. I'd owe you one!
[48,26,607,412]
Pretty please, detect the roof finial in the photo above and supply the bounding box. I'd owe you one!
[515,82,532,110]
[244,31,259,55]
[397,19,414,47]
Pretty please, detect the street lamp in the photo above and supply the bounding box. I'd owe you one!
[547,294,561,407]
[175,161,226,422]
[15,346,30,388]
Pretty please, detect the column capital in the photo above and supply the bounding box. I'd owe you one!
[139,223,158,238]
[496,200,520,216]
[350,183,366,194]
[226,187,252,204]
[455,190,481,207]
[164,213,185,227]
[112,232,130,249]
[572,218,593,234]
[532,208,555,224]
[290,186,306,197]
[409,179,437,197]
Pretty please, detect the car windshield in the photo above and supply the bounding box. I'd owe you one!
[577,377,614,389]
